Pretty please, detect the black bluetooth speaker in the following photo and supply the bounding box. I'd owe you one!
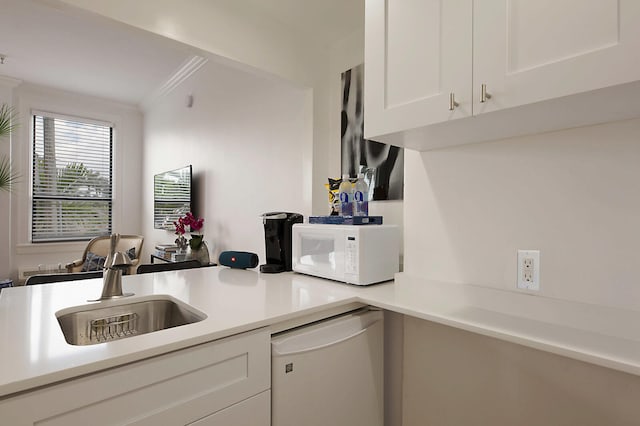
[219,251,259,269]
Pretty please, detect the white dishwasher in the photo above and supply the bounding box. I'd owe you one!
[271,309,384,426]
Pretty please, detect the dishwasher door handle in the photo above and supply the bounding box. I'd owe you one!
[272,327,369,356]
[271,310,383,357]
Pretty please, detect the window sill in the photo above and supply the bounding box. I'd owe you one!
[16,242,87,256]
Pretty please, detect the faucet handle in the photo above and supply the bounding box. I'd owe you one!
[104,233,121,269]
[110,251,133,268]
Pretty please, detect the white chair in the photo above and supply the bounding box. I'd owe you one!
[66,235,144,275]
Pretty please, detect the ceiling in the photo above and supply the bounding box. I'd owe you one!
[0,0,199,106]
[0,0,364,106]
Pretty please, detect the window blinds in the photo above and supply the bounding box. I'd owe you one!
[32,113,113,242]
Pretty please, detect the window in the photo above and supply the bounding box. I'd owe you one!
[31,111,113,242]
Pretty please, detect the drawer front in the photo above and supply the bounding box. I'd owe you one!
[0,328,270,426]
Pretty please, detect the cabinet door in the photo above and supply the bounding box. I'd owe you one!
[364,0,472,139]
[0,329,270,426]
[474,0,640,115]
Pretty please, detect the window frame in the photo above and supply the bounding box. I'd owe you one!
[30,110,114,243]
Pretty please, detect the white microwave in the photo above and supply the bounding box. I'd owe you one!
[292,224,400,285]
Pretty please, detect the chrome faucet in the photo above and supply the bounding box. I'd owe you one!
[90,234,134,301]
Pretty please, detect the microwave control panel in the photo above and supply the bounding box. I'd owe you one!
[344,235,359,275]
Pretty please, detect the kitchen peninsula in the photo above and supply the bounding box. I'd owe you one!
[1,267,639,422]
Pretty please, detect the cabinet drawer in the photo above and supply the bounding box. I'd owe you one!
[0,328,270,426]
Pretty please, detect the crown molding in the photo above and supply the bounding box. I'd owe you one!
[140,55,208,111]
[0,74,22,89]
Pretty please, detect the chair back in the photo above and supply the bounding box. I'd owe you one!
[83,234,144,262]
[26,271,103,285]
[136,260,202,275]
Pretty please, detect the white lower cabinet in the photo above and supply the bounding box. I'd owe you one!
[0,328,270,426]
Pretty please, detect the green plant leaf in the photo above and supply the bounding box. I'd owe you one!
[189,234,204,250]
[0,104,19,191]
[0,103,18,138]
[0,156,19,192]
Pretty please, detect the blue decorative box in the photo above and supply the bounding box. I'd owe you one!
[308,216,383,225]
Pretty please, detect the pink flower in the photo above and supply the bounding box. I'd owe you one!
[191,218,204,232]
[175,212,204,235]
[174,220,186,236]
[183,212,204,232]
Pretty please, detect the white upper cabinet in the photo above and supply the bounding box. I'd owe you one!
[365,0,640,150]
[474,0,640,114]
[364,0,472,137]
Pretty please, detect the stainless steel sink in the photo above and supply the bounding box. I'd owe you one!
[56,295,207,346]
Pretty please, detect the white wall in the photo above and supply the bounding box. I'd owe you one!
[327,30,404,251]
[142,59,309,263]
[7,83,143,280]
[404,117,640,311]
[58,0,327,215]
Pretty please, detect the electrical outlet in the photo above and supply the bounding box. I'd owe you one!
[517,250,540,291]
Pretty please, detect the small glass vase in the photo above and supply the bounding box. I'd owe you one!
[187,236,210,265]
[175,236,188,255]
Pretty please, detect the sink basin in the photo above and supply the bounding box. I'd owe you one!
[56,295,207,346]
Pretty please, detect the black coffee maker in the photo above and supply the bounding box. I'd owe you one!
[259,212,303,273]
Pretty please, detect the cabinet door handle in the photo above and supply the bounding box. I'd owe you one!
[449,93,459,111]
[481,84,492,103]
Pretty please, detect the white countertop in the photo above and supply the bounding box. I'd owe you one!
[362,274,640,376]
[1,268,639,398]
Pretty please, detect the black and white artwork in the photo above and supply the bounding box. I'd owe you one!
[341,63,403,201]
